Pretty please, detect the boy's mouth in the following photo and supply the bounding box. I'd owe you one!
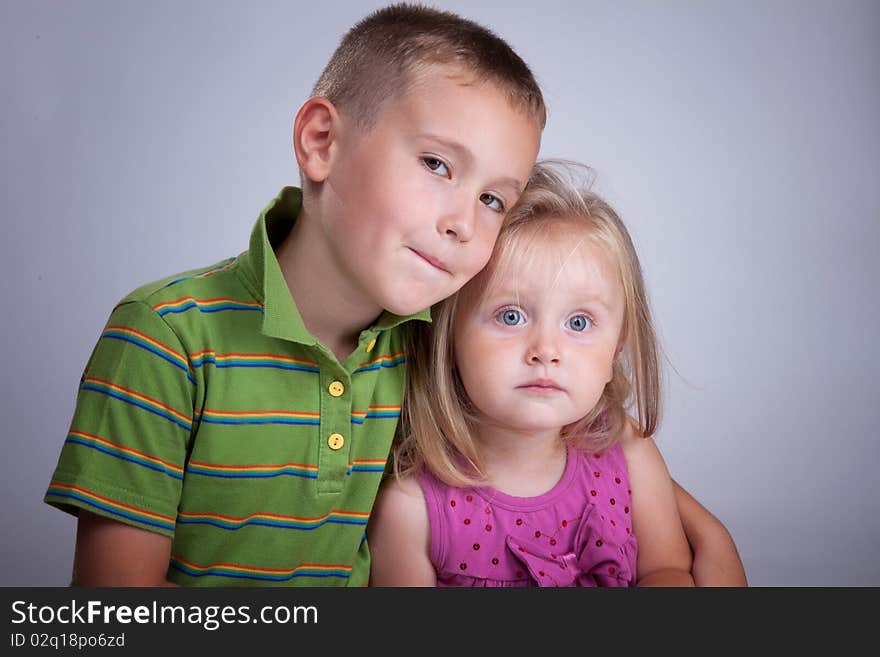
[408,247,451,274]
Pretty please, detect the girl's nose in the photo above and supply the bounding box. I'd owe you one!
[526,328,560,365]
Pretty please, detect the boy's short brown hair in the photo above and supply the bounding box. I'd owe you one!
[313,3,546,129]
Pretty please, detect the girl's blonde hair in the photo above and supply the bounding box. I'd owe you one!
[395,160,661,487]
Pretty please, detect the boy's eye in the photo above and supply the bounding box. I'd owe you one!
[566,314,593,332]
[497,309,524,326]
[480,192,505,213]
[422,157,450,177]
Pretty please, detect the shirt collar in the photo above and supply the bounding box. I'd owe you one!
[238,186,430,345]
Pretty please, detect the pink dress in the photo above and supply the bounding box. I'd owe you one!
[417,444,638,587]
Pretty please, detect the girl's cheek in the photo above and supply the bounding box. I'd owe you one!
[604,348,618,383]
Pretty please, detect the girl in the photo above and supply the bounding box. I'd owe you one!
[369,161,714,586]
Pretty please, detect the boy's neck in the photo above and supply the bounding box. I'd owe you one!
[275,204,383,363]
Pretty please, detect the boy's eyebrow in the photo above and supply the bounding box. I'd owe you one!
[421,134,525,194]
[494,176,527,197]
[422,133,472,162]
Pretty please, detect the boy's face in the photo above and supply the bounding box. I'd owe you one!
[318,66,541,316]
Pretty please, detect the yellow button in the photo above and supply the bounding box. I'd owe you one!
[366,338,377,353]
[328,380,345,397]
[327,433,345,450]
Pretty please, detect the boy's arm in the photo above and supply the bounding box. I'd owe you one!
[45,299,191,587]
[367,476,436,586]
[75,511,178,587]
[673,481,748,586]
[620,424,694,587]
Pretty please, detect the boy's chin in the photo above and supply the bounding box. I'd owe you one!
[382,299,433,317]
[378,273,467,316]
[376,285,449,317]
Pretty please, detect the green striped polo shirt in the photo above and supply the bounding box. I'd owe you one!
[45,187,430,586]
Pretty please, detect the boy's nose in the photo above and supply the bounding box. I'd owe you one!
[438,200,476,243]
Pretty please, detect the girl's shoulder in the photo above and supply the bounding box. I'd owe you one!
[615,416,658,462]
[369,473,437,585]
[374,472,428,518]
[371,472,431,549]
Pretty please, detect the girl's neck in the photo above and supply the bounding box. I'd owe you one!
[473,425,568,498]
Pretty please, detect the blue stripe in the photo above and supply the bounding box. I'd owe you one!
[190,358,319,373]
[350,465,386,473]
[157,303,262,317]
[66,436,183,480]
[81,384,192,431]
[350,414,400,425]
[185,468,318,480]
[176,517,367,531]
[102,334,196,383]
[200,417,320,426]
[169,562,349,581]
[161,258,236,289]
[353,357,407,374]
[47,491,175,531]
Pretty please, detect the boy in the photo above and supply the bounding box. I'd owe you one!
[44,4,744,587]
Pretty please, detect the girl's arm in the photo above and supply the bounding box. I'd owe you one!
[620,423,695,586]
[673,481,748,586]
[367,475,437,586]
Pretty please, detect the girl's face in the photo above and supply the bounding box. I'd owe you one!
[453,228,625,436]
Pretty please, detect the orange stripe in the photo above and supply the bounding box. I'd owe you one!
[85,377,191,423]
[153,296,261,311]
[178,509,368,522]
[49,483,174,523]
[189,350,319,365]
[202,409,319,418]
[187,459,317,472]
[68,430,183,473]
[171,556,349,575]
[104,326,186,361]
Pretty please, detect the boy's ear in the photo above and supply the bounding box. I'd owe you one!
[293,96,341,184]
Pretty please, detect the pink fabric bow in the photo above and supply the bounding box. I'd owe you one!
[505,503,635,587]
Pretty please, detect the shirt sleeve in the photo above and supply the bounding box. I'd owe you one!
[44,299,196,538]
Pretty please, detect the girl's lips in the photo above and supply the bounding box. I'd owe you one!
[517,379,564,392]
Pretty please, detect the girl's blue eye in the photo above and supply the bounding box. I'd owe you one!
[566,314,592,332]
[498,309,523,326]
[422,157,449,177]
[480,192,504,212]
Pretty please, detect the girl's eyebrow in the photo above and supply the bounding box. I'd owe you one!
[577,294,613,313]
[483,285,614,312]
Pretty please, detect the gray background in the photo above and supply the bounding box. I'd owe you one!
[2,0,877,586]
